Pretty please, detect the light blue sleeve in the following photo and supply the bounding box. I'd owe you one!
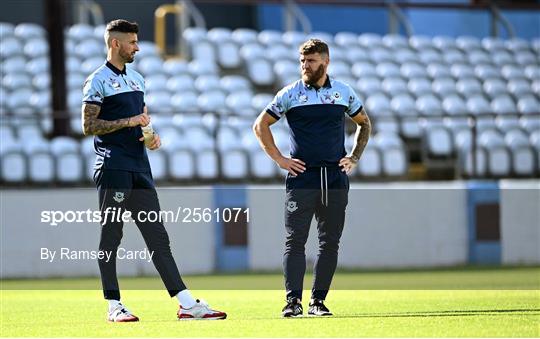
[82,75,104,105]
[345,84,364,117]
[264,87,291,120]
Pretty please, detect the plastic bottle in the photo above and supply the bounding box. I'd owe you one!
[141,122,155,147]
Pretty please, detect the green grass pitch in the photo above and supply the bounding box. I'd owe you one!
[1,267,539,337]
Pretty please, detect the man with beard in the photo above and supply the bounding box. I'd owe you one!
[253,39,371,317]
[82,19,226,322]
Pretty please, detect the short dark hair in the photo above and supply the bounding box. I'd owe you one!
[299,39,329,57]
[106,19,139,34]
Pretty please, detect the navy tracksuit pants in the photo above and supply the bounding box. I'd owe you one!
[94,169,186,300]
[284,165,349,301]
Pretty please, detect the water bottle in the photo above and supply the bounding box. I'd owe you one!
[141,122,155,147]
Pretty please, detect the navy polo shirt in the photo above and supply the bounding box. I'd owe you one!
[82,61,150,172]
[265,76,363,167]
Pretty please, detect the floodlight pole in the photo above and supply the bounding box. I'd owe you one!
[46,0,70,137]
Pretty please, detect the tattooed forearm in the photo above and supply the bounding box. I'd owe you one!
[82,103,131,136]
[350,108,371,162]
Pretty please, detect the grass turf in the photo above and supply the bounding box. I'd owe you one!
[1,268,539,337]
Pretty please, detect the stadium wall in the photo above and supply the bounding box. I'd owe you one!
[1,181,538,279]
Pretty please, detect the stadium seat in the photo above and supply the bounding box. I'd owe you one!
[258,30,283,46]
[167,74,195,93]
[195,149,219,179]
[416,94,443,116]
[221,75,252,94]
[245,58,275,86]
[67,24,95,42]
[0,37,23,59]
[365,93,391,116]
[14,23,46,41]
[248,150,277,179]
[474,64,501,80]
[495,116,521,132]
[358,33,383,49]
[146,91,173,114]
[352,61,377,78]
[168,148,195,180]
[468,50,491,64]
[170,91,199,114]
[443,49,466,64]
[163,59,189,76]
[456,78,484,98]
[394,48,417,64]
[501,65,526,81]
[517,96,540,115]
[188,59,219,77]
[382,77,408,96]
[81,56,105,75]
[432,78,458,98]
[345,47,370,64]
[524,65,540,82]
[282,31,307,47]
[409,35,434,50]
[198,90,227,114]
[1,149,27,183]
[357,144,382,177]
[231,28,258,45]
[252,93,273,113]
[376,62,401,78]
[401,62,427,79]
[221,150,249,179]
[369,48,394,63]
[3,56,27,74]
[147,150,168,181]
[491,51,515,66]
[373,132,408,177]
[145,74,169,92]
[478,130,511,177]
[467,95,492,115]
[418,49,441,64]
[408,78,432,98]
[490,95,517,115]
[507,79,534,98]
[442,95,468,116]
[194,74,222,92]
[504,129,535,176]
[427,63,452,79]
[226,91,256,116]
[483,78,510,99]
[357,77,382,94]
[23,37,48,59]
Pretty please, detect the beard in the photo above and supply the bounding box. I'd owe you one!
[302,64,325,86]
[119,49,135,63]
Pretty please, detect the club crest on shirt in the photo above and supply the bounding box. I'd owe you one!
[129,80,140,91]
[109,78,121,90]
[332,91,342,100]
[297,92,308,103]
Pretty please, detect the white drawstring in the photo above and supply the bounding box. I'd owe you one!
[320,167,328,206]
[324,167,328,206]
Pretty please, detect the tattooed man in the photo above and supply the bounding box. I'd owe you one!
[82,19,226,322]
[253,39,371,318]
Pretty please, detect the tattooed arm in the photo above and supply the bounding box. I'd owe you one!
[339,107,372,174]
[81,103,149,136]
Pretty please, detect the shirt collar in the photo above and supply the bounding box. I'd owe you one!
[303,75,332,90]
[106,61,127,75]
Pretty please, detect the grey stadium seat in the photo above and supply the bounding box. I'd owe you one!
[74,39,104,59]
[416,94,443,116]
[0,37,23,59]
[501,64,525,80]
[365,93,391,116]
[382,77,408,95]
[188,59,219,76]
[147,150,168,181]
[14,23,46,41]
[524,65,540,82]
[409,35,434,51]
[170,92,199,114]
[369,48,394,63]
[248,150,277,179]
[145,74,169,92]
[491,95,517,115]
[167,74,195,93]
[474,64,500,80]
[373,132,408,177]
[442,95,468,116]
[282,31,307,47]
[467,95,492,115]
[517,96,540,114]
[391,93,416,113]
[197,90,227,114]
[456,78,484,98]
[168,149,195,180]
[425,126,453,157]
[195,149,219,179]
[163,59,189,77]
[383,34,409,50]
[194,75,222,92]
[357,144,382,177]
[483,78,510,99]
[67,24,95,42]
[258,30,283,46]
[358,33,384,49]
[408,78,433,98]
[478,129,511,177]
[138,56,165,76]
[432,78,458,98]
[507,79,534,98]
[221,75,252,93]
[335,31,359,47]
[443,49,467,64]
[352,61,377,78]
[23,37,48,59]
[3,56,27,73]
[401,62,428,79]
[456,36,482,50]
[221,150,249,179]
[146,91,173,114]
[231,28,258,45]
[252,93,274,113]
[491,51,515,66]
[418,49,441,64]
[504,129,535,176]
[427,63,452,79]
[345,47,370,64]
[451,64,476,79]
[357,77,382,94]
[226,91,256,116]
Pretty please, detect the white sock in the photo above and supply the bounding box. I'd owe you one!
[108,299,121,311]
[176,289,196,308]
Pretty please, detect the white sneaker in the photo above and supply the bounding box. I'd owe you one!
[107,304,139,322]
[177,299,227,320]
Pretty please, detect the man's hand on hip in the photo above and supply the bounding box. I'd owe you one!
[339,156,358,174]
[276,156,306,176]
